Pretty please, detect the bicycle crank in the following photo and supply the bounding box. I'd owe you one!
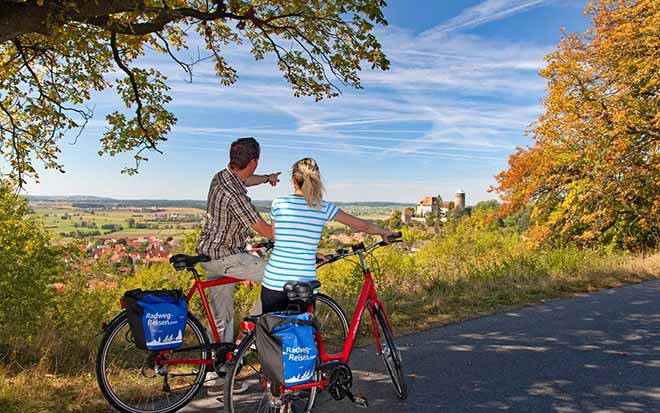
[323,362,369,407]
[323,362,351,400]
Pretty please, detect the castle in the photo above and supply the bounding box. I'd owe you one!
[402,188,466,224]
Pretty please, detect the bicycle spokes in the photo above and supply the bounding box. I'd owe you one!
[97,313,209,413]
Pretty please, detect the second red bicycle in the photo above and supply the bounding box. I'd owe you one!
[224,232,407,413]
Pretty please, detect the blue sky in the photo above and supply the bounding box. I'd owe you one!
[24,0,590,204]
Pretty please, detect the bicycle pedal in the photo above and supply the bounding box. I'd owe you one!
[346,390,369,408]
[352,394,369,408]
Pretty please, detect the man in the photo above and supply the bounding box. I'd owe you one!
[196,137,278,390]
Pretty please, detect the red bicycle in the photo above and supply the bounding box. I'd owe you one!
[95,243,347,413]
[224,232,407,413]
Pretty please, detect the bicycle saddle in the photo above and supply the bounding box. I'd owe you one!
[283,280,322,301]
[169,254,211,271]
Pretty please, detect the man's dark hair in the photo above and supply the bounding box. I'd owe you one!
[229,137,260,169]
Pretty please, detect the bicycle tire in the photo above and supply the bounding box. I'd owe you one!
[315,293,349,354]
[96,311,210,413]
[373,306,408,400]
[224,294,348,413]
[223,332,317,413]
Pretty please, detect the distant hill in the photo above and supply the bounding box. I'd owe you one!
[28,195,116,202]
[27,196,208,210]
[27,196,412,212]
[332,201,412,207]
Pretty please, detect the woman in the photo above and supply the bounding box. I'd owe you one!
[261,158,393,313]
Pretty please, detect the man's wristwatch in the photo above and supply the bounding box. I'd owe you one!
[263,174,270,184]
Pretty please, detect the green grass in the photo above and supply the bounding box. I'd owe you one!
[0,365,109,413]
[381,251,660,333]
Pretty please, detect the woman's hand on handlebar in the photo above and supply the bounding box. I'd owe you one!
[380,230,403,245]
[380,229,402,244]
[315,252,329,264]
[380,230,394,244]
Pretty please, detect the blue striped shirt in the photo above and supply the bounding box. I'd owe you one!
[263,196,339,291]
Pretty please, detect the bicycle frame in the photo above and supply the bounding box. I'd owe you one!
[285,248,396,392]
[186,272,241,344]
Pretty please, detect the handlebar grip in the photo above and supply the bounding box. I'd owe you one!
[390,231,403,239]
[316,254,339,266]
[375,231,403,247]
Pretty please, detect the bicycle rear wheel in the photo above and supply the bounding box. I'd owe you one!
[96,311,210,413]
[223,332,318,413]
[373,306,408,400]
[224,294,347,413]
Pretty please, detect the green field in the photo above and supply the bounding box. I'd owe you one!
[339,205,394,220]
[30,203,204,242]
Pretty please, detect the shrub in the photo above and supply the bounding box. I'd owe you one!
[40,268,121,371]
[0,184,62,365]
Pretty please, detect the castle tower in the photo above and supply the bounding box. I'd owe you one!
[455,187,465,210]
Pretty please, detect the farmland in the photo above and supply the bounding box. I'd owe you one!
[29,202,205,242]
[28,197,409,242]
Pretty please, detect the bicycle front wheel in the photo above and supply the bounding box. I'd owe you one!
[374,306,408,400]
[314,293,349,355]
[96,311,210,413]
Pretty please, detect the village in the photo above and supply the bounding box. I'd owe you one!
[88,236,182,268]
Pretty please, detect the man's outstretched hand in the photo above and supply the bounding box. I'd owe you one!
[267,172,281,187]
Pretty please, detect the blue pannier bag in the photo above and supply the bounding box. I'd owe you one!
[255,312,318,387]
[124,289,187,351]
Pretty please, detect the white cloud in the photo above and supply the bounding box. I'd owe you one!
[427,0,553,34]
[132,18,552,160]
[166,136,502,162]
[68,22,548,172]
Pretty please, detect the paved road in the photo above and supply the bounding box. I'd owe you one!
[184,280,660,413]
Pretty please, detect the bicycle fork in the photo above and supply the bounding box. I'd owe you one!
[368,303,387,355]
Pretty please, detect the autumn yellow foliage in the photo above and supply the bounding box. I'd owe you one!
[496,0,660,250]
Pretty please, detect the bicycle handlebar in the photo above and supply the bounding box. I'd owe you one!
[317,231,403,267]
[252,232,402,266]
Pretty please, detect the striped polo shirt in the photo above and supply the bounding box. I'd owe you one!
[263,195,339,291]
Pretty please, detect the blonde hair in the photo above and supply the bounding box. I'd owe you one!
[292,158,324,209]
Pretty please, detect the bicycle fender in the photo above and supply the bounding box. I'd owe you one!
[101,310,127,332]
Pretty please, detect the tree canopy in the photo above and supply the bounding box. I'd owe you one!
[0,0,389,186]
[495,0,660,250]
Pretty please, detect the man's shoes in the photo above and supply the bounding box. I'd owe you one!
[205,373,249,396]
[204,371,221,386]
